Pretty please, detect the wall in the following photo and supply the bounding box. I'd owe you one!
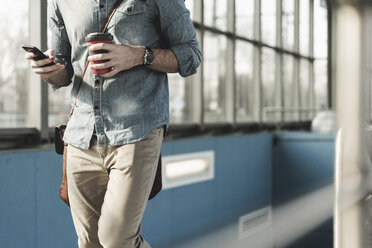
[0,132,335,248]
[273,132,335,248]
[0,134,273,248]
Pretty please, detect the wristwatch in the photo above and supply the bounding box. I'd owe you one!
[143,46,155,65]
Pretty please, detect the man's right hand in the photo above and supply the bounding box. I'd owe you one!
[25,49,65,81]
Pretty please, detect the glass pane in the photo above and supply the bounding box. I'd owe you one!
[282,0,295,51]
[314,0,328,59]
[204,0,227,31]
[299,59,311,120]
[48,86,72,127]
[314,59,328,110]
[0,0,29,128]
[314,0,328,117]
[283,55,295,121]
[235,41,254,122]
[261,0,277,46]
[300,0,310,55]
[236,0,254,39]
[204,32,227,123]
[185,0,194,21]
[168,73,193,124]
[262,48,278,122]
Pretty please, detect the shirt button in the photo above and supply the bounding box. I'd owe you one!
[94,106,99,110]
[95,79,100,86]
[127,6,132,12]
[99,4,104,8]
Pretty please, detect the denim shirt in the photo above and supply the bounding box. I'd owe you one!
[48,0,202,149]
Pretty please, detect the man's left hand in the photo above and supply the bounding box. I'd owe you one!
[88,43,144,78]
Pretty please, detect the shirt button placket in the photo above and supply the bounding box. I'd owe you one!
[98,1,107,29]
[99,0,105,9]
[93,76,105,145]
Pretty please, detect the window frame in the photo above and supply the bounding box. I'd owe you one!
[0,0,328,150]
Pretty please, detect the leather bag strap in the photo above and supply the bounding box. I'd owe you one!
[69,0,123,118]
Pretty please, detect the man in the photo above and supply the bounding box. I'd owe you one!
[25,0,201,247]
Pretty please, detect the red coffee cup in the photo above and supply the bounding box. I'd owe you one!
[86,32,113,74]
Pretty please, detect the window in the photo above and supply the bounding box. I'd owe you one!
[204,0,228,30]
[0,0,29,128]
[235,41,255,122]
[314,0,328,111]
[300,0,310,55]
[300,59,311,120]
[261,0,277,46]
[169,74,197,124]
[282,55,295,121]
[203,32,228,123]
[262,48,278,122]
[314,59,328,110]
[185,0,194,20]
[45,0,326,127]
[236,0,255,39]
[48,86,72,127]
[282,0,295,51]
[1,0,330,147]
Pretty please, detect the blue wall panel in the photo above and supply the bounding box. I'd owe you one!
[0,153,36,248]
[0,134,273,248]
[0,132,334,248]
[273,133,335,205]
[273,132,335,248]
[142,134,273,247]
[0,150,76,248]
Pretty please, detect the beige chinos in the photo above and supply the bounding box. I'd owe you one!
[66,128,163,248]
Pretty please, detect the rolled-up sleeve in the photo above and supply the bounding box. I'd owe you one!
[156,0,202,77]
[48,0,74,88]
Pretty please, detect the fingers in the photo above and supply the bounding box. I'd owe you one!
[88,53,110,62]
[25,52,35,60]
[34,63,64,75]
[89,43,113,53]
[100,68,118,78]
[90,61,113,70]
[31,57,55,68]
[91,62,117,78]
[25,49,56,61]
[45,49,56,60]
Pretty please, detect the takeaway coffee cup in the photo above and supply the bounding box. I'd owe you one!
[85,32,113,74]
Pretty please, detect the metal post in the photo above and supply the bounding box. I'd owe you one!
[254,0,262,122]
[226,0,235,124]
[28,0,49,139]
[294,0,300,121]
[333,1,369,247]
[276,0,283,123]
[309,0,315,118]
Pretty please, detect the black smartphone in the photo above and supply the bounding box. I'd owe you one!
[22,45,55,67]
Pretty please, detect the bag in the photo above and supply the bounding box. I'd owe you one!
[55,125,69,206]
[54,0,162,206]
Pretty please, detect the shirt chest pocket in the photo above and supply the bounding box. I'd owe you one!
[114,0,148,45]
[117,0,146,15]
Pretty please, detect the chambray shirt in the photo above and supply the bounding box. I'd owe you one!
[48,0,202,149]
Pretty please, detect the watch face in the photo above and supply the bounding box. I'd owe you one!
[145,48,154,65]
